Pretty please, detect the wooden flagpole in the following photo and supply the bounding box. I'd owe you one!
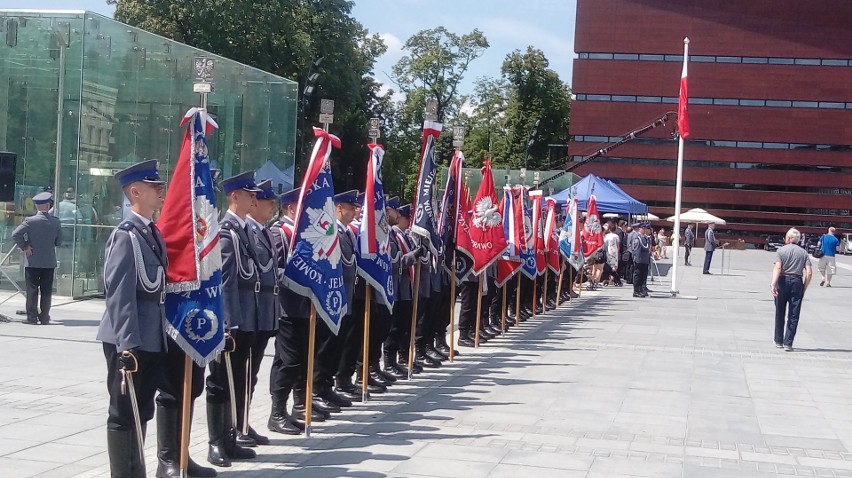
[474,275,483,348]
[361,285,372,402]
[304,306,317,437]
[556,260,564,306]
[531,273,537,318]
[408,261,422,379]
[179,356,192,475]
[515,275,522,326]
[542,262,549,311]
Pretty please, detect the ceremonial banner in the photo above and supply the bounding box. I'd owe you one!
[283,128,347,334]
[411,120,443,255]
[468,161,508,275]
[581,194,605,258]
[159,108,224,367]
[453,183,476,283]
[529,190,546,275]
[356,144,394,312]
[440,150,472,282]
[519,188,538,279]
[559,196,584,271]
[544,198,561,274]
[495,185,521,287]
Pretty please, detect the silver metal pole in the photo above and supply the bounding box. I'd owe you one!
[53,42,67,199]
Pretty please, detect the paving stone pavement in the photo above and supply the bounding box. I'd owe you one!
[0,249,851,477]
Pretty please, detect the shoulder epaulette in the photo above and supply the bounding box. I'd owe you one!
[118,221,134,231]
[220,221,233,230]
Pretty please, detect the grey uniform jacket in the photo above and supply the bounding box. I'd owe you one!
[12,211,61,268]
[704,229,717,251]
[392,227,418,301]
[96,214,168,353]
[219,213,260,331]
[271,216,312,318]
[628,231,651,264]
[338,220,357,308]
[248,216,279,332]
[685,228,695,247]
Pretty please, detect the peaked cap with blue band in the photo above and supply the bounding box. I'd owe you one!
[255,179,277,200]
[221,171,262,194]
[333,189,359,205]
[115,159,164,188]
[279,188,299,205]
[386,196,400,209]
[398,204,411,218]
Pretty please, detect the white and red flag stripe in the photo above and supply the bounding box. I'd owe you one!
[678,37,690,139]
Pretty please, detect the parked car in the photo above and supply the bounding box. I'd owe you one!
[842,233,852,255]
[764,235,784,251]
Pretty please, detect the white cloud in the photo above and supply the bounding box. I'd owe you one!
[378,83,405,104]
[379,32,404,59]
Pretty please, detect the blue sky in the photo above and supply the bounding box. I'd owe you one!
[10,0,577,96]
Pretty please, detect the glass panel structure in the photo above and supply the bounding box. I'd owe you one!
[0,10,297,297]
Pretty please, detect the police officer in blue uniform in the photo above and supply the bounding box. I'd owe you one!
[97,160,168,478]
[13,191,61,325]
[205,171,259,467]
[267,188,327,434]
[236,179,280,446]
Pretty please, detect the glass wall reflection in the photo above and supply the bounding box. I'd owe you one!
[0,10,297,297]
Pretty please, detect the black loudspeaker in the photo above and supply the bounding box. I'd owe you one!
[0,152,17,202]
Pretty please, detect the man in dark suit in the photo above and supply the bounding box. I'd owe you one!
[205,171,259,467]
[97,160,169,478]
[684,224,695,266]
[703,223,718,275]
[13,191,61,325]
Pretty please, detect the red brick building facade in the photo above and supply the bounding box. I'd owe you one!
[569,0,852,243]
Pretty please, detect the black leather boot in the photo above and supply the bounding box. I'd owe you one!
[398,349,423,374]
[334,376,362,401]
[355,367,387,393]
[320,381,352,408]
[425,343,448,361]
[290,387,328,431]
[372,360,397,383]
[434,334,459,357]
[457,330,475,347]
[415,344,441,368]
[383,345,408,379]
[156,405,217,478]
[207,402,232,467]
[267,394,301,435]
[107,428,146,478]
[223,402,256,460]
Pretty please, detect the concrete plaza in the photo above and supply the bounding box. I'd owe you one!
[0,248,851,477]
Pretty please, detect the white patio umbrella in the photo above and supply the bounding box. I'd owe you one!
[631,213,659,221]
[666,208,726,224]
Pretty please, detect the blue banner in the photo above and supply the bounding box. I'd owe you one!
[356,144,395,312]
[160,109,224,367]
[283,129,348,334]
[411,121,443,255]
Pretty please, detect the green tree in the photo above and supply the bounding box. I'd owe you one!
[460,77,510,168]
[111,0,386,190]
[500,47,571,171]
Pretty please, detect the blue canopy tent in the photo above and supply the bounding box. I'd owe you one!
[548,173,647,214]
[256,160,295,193]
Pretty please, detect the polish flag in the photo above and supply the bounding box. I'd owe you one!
[678,38,690,139]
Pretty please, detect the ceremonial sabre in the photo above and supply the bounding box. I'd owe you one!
[222,335,239,432]
[120,351,145,463]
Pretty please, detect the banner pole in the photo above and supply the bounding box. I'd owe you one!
[531,273,537,318]
[474,275,483,348]
[448,251,457,362]
[408,261,422,380]
[543,262,549,311]
[500,283,507,334]
[556,262,565,306]
[515,275,521,326]
[178,355,192,477]
[305,305,317,437]
[362,285,372,402]
[671,37,689,296]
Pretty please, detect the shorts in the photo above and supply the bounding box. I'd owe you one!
[818,255,836,274]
